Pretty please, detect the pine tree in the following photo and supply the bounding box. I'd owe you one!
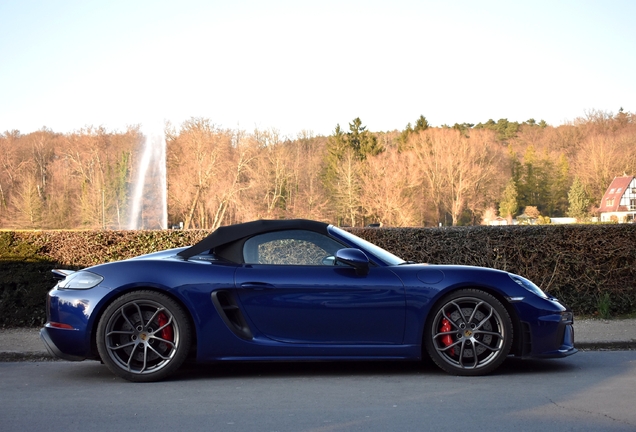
[499,179,518,222]
[567,177,589,220]
[398,115,430,148]
[347,117,383,159]
[323,118,383,225]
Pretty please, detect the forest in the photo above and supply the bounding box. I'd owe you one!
[1,109,635,230]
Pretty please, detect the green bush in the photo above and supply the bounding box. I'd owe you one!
[1,225,635,327]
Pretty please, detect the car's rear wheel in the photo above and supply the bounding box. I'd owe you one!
[424,289,513,376]
[96,291,191,382]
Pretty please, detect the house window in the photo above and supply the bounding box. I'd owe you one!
[607,198,615,206]
[610,188,616,193]
[631,199,636,210]
[617,188,623,193]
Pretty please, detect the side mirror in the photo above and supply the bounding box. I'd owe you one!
[335,248,370,276]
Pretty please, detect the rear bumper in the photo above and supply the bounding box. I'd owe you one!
[40,327,86,362]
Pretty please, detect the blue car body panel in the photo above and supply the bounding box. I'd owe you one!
[235,265,406,345]
[41,221,576,368]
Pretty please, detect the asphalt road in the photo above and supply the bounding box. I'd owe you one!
[1,352,635,432]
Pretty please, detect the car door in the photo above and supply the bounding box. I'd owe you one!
[234,230,406,344]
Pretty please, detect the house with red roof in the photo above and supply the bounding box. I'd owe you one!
[598,175,636,223]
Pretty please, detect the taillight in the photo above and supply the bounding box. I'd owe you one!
[48,322,75,330]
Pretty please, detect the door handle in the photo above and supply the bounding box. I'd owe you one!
[240,282,276,290]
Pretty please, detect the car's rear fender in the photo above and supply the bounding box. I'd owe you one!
[81,260,238,359]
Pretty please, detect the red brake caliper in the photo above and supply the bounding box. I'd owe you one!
[157,312,173,341]
[440,317,455,356]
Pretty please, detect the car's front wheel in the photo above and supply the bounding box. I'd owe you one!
[96,291,192,382]
[424,289,513,376]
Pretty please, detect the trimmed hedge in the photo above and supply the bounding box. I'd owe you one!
[1,225,635,327]
[0,230,208,327]
[349,225,636,318]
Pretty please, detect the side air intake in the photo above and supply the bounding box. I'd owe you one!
[211,291,253,340]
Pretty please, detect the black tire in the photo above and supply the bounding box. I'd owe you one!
[424,289,513,376]
[96,290,192,382]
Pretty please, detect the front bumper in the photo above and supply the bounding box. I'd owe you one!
[522,309,577,358]
[533,320,578,358]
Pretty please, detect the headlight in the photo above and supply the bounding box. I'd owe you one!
[508,274,548,299]
[58,271,103,290]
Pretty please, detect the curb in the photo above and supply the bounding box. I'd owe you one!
[575,341,636,351]
[0,352,58,362]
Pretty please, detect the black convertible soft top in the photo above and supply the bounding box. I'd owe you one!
[177,219,330,261]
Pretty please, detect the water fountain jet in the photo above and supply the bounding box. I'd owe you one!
[127,125,167,230]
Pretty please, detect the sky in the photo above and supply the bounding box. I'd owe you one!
[1,0,635,138]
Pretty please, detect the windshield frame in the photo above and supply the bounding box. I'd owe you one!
[328,226,406,266]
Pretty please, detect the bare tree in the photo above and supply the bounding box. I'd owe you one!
[407,129,501,226]
[359,148,417,226]
[291,132,330,221]
[332,148,362,227]
[168,119,257,230]
[205,133,257,229]
[252,129,292,217]
[9,164,43,228]
[574,134,624,203]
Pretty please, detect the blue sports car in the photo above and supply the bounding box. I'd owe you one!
[40,219,576,382]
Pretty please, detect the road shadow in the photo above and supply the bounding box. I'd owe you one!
[51,353,582,383]
[169,355,577,381]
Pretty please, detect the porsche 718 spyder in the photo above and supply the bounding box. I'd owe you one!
[40,219,576,382]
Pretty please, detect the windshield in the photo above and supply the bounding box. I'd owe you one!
[329,226,405,266]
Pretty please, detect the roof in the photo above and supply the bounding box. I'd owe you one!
[177,219,330,261]
[598,176,635,213]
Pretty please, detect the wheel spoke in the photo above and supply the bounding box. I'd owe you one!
[447,301,467,327]
[473,339,501,352]
[436,339,462,353]
[474,330,503,339]
[133,302,145,327]
[150,335,176,348]
[147,343,171,360]
[437,303,462,333]
[154,314,174,334]
[120,307,136,329]
[433,329,456,338]
[106,330,134,337]
[125,343,140,371]
[139,344,148,373]
[146,307,164,328]
[108,340,136,350]
[466,301,485,325]
[474,306,495,330]
[458,340,467,368]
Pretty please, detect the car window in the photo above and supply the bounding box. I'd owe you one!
[243,230,343,265]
